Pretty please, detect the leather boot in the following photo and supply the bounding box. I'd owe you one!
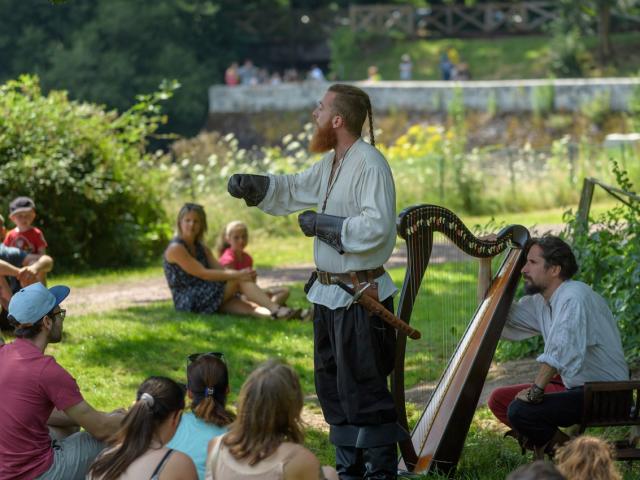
[362,443,398,480]
[335,445,365,480]
[533,429,570,460]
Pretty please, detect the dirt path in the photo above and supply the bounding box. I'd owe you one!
[65,224,563,317]
[62,248,411,317]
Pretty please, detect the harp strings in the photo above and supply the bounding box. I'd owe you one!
[406,206,492,450]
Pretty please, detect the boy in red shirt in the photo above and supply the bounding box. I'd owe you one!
[4,196,48,255]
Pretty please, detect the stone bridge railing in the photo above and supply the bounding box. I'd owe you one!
[209,78,640,114]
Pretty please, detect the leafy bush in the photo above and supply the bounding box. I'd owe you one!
[548,27,592,78]
[565,161,640,366]
[0,75,172,270]
[581,90,611,128]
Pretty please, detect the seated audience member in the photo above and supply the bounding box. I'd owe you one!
[164,203,299,319]
[506,461,565,480]
[0,213,53,328]
[4,196,48,254]
[168,353,234,479]
[0,283,124,480]
[479,236,628,459]
[217,220,291,307]
[555,436,621,480]
[89,376,197,480]
[205,359,338,480]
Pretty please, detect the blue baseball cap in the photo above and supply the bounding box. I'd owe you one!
[8,283,70,327]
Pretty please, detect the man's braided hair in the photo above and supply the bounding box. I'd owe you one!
[328,84,375,146]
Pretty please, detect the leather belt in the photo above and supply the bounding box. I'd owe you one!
[316,266,385,286]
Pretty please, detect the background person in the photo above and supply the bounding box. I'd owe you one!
[399,53,412,80]
[506,460,566,480]
[216,220,291,307]
[0,282,124,480]
[205,359,338,480]
[479,236,628,458]
[555,436,621,480]
[168,353,234,480]
[88,376,197,480]
[164,203,299,319]
[3,196,48,255]
[0,212,53,329]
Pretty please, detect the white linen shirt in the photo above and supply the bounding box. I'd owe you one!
[257,138,398,309]
[502,279,629,388]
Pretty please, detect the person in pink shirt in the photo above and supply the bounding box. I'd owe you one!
[0,283,125,480]
[4,196,48,255]
[216,220,293,309]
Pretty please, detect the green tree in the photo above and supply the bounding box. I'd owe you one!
[0,75,173,270]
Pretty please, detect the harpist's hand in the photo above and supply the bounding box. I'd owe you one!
[227,174,269,207]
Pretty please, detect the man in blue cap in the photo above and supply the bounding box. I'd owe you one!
[0,283,124,480]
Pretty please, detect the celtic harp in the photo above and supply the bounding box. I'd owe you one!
[391,204,529,475]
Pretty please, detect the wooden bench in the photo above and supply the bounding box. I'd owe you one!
[579,381,640,460]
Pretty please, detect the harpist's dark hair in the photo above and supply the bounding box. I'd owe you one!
[528,236,578,280]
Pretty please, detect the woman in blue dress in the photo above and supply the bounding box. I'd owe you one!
[164,203,297,318]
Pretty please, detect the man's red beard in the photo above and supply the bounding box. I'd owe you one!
[309,120,337,153]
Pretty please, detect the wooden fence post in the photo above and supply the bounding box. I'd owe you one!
[576,177,595,232]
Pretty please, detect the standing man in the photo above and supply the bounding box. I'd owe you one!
[479,236,628,458]
[0,283,124,479]
[228,84,407,479]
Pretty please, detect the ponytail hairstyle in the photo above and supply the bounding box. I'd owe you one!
[188,354,235,426]
[215,220,248,257]
[328,84,375,146]
[88,376,185,480]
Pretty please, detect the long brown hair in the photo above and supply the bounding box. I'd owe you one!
[88,377,185,480]
[222,359,304,465]
[328,84,375,146]
[555,436,621,480]
[188,354,235,426]
[176,203,208,245]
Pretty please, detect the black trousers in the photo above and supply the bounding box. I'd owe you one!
[507,387,584,446]
[313,297,398,429]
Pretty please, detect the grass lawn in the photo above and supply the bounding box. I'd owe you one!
[26,239,640,478]
[337,32,640,81]
[49,201,617,290]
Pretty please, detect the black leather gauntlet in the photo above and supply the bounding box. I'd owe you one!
[227,174,269,206]
[297,210,345,254]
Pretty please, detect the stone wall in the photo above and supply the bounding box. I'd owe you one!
[209,78,640,114]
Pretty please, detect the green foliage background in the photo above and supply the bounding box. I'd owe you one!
[0,75,171,269]
[566,163,640,366]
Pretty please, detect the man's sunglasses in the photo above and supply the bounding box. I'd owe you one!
[52,309,66,322]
